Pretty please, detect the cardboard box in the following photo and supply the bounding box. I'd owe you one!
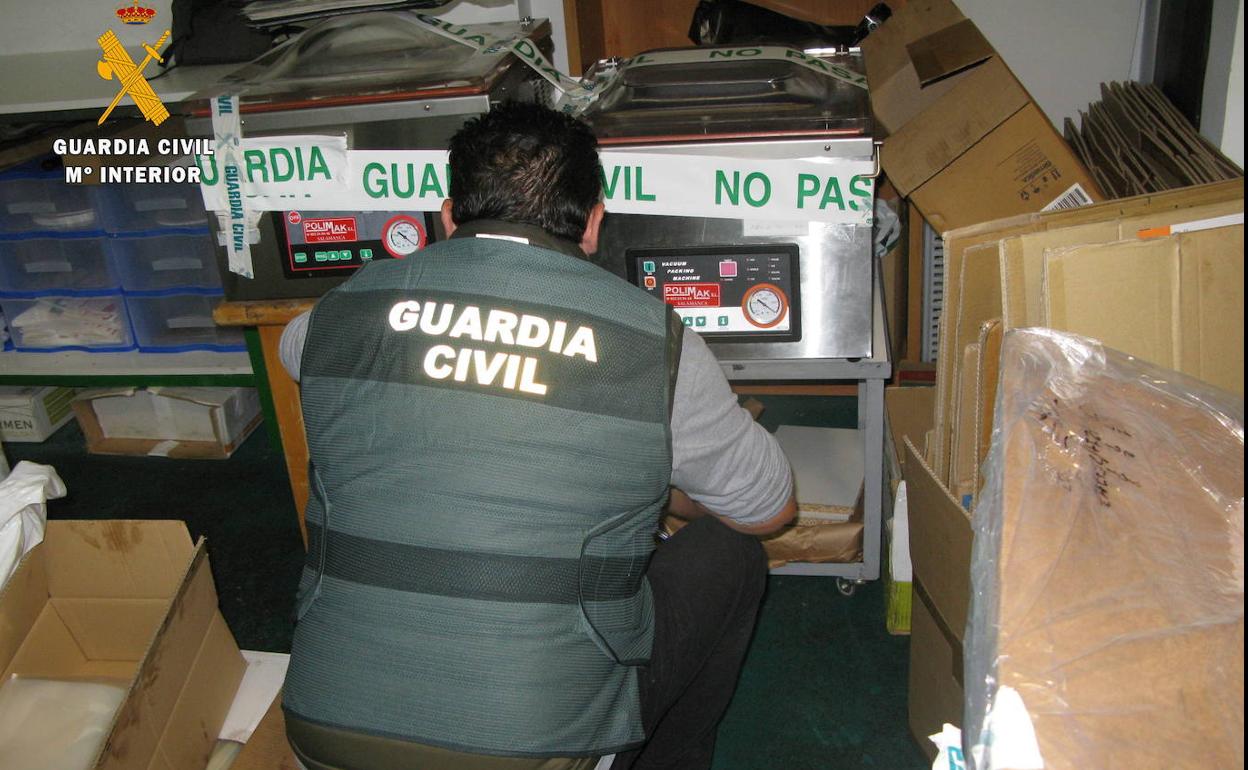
[887,384,973,758]
[904,437,973,760]
[863,0,1103,232]
[0,386,76,443]
[965,329,1244,768]
[909,584,965,759]
[73,387,261,459]
[0,520,246,769]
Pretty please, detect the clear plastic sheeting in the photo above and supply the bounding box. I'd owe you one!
[0,676,127,770]
[0,461,64,589]
[207,14,546,107]
[965,328,1245,770]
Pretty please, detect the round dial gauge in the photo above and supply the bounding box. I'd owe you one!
[741,283,788,328]
[382,215,426,258]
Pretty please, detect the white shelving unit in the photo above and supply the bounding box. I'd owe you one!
[0,348,252,378]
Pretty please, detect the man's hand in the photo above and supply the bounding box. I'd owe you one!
[666,487,797,536]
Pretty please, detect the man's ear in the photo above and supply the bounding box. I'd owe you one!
[580,202,606,255]
[440,199,457,237]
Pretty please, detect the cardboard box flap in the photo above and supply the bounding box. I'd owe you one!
[902,437,973,639]
[0,547,51,673]
[43,520,194,600]
[151,612,247,770]
[880,57,1030,196]
[96,542,219,770]
[906,18,995,86]
[862,0,973,133]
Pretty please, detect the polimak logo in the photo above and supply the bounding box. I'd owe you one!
[303,218,359,243]
[663,283,721,308]
[96,2,171,126]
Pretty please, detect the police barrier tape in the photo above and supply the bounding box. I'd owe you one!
[209,94,257,278]
[196,139,874,226]
[205,17,872,275]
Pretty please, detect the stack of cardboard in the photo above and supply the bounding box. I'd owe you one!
[895,177,1244,758]
[963,328,1244,769]
[930,179,1243,510]
[1066,81,1244,199]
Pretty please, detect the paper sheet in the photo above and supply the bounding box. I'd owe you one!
[217,651,290,743]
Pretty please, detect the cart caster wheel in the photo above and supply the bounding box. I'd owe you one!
[836,578,860,597]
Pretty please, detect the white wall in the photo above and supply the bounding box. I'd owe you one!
[1201,0,1245,168]
[955,0,1146,127]
[0,0,175,55]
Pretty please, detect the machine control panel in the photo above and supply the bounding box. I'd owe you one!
[628,245,801,343]
[278,210,431,279]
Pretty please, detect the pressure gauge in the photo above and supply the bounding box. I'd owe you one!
[741,283,788,328]
[382,215,427,258]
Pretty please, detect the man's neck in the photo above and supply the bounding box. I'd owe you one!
[449,219,585,260]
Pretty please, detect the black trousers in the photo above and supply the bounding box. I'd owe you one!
[612,516,769,770]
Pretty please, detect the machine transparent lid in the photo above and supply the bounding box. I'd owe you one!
[580,47,871,144]
[198,13,549,113]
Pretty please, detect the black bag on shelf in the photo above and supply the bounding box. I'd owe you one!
[169,0,274,66]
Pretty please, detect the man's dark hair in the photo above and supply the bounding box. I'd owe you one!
[448,101,602,243]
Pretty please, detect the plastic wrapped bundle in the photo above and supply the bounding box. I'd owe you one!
[965,328,1244,770]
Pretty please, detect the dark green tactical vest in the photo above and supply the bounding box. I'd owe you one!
[284,233,681,759]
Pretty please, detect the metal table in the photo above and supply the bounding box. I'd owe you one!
[738,276,891,581]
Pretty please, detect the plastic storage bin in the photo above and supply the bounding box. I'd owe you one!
[0,168,106,235]
[101,182,209,233]
[126,292,244,352]
[0,294,134,351]
[108,232,220,293]
[0,235,120,294]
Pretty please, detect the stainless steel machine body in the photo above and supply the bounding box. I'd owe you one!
[580,47,877,372]
[185,13,551,300]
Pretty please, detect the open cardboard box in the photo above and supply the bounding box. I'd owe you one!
[0,520,247,769]
[886,386,973,760]
[73,388,262,460]
[863,0,1103,232]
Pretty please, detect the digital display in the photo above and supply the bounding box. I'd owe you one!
[627,245,801,343]
[277,210,431,279]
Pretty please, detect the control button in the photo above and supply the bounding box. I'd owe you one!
[294,252,308,263]
[682,316,694,327]
[718,315,729,327]
[314,251,328,262]
[643,260,656,274]
[644,275,656,288]
[360,248,373,260]
[340,249,353,261]
[719,260,738,278]
[695,316,707,327]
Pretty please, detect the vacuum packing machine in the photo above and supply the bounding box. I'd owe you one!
[579,46,877,373]
[186,12,552,300]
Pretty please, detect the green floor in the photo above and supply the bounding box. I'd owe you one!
[5,396,928,770]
